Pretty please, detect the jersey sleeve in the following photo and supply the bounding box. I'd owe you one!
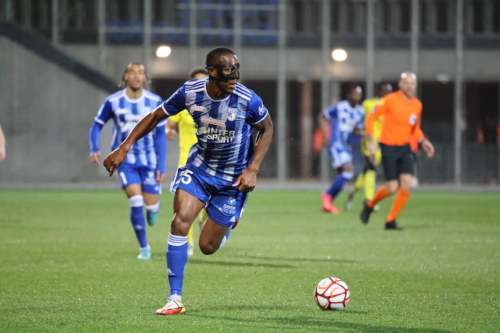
[323,105,337,121]
[355,110,365,129]
[95,98,113,125]
[246,93,269,125]
[412,103,424,140]
[365,98,387,135]
[161,86,187,117]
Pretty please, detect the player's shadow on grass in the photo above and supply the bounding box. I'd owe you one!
[187,258,294,268]
[190,313,451,332]
[244,255,357,263]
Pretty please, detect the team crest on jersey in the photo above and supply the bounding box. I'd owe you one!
[409,114,417,125]
[227,108,237,121]
[191,104,206,112]
[258,104,266,116]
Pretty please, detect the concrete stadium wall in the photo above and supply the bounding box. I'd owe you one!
[0,37,180,184]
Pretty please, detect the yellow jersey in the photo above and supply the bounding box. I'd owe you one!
[361,97,383,156]
[169,110,197,167]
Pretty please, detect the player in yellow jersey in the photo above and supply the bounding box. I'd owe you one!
[166,68,209,256]
[345,82,392,210]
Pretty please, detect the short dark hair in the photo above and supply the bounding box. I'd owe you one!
[119,62,149,88]
[346,84,361,95]
[205,47,235,66]
[377,82,392,93]
[189,67,208,79]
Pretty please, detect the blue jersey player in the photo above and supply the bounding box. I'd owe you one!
[89,62,167,260]
[318,85,369,214]
[103,48,274,315]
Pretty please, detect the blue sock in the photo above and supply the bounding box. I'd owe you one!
[326,171,354,199]
[167,234,188,296]
[129,195,148,248]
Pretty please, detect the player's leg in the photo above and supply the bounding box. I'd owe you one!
[199,183,247,254]
[139,167,162,227]
[143,192,161,226]
[156,188,205,315]
[364,152,380,201]
[198,218,231,255]
[345,173,364,211]
[323,145,353,214]
[384,146,414,230]
[360,144,398,224]
[123,183,151,260]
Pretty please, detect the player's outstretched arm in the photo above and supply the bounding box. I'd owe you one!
[103,107,168,176]
[233,114,273,193]
[317,113,331,147]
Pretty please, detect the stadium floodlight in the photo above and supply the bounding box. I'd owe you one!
[331,48,347,62]
[156,45,172,58]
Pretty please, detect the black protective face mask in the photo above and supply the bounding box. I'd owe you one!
[206,63,240,83]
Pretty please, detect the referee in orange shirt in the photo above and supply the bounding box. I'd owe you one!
[360,72,435,229]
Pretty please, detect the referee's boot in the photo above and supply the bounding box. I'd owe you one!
[384,220,403,230]
[360,200,374,224]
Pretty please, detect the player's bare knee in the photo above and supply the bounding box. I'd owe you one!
[199,241,217,255]
[386,181,399,194]
[170,214,191,236]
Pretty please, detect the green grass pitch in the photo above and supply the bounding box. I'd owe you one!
[0,189,499,332]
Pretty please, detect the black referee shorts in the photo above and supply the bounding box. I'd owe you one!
[380,143,414,181]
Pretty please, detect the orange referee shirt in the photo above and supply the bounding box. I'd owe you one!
[366,90,424,146]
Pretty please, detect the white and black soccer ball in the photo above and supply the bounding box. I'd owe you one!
[314,277,350,310]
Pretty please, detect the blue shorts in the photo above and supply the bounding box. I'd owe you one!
[170,164,248,227]
[116,163,162,195]
[328,143,353,169]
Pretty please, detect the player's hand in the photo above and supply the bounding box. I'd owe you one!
[0,147,5,162]
[103,148,127,176]
[156,170,166,183]
[232,169,257,193]
[422,140,435,158]
[166,129,178,141]
[89,151,100,164]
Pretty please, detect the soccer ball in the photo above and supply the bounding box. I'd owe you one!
[314,277,350,310]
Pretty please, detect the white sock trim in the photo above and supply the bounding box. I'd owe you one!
[145,201,160,213]
[341,171,354,180]
[168,233,188,246]
[129,195,144,208]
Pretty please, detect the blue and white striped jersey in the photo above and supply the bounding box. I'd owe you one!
[161,79,269,182]
[323,100,364,146]
[94,89,165,167]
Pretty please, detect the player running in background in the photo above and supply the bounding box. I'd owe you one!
[103,47,273,315]
[0,123,6,161]
[345,82,392,210]
[360,72,434,229]
[89,62,167,260]
[166,67,209,256]
[319,85,369,214]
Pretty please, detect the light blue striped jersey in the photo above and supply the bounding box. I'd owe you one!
[162,79,269,182]
[95,89,165,167]
[323,100,364,146]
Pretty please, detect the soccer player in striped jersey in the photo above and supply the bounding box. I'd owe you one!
[319,85,369,214]
[166,67,209,256]
[103,47,273,315]
[89,62,167,260]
